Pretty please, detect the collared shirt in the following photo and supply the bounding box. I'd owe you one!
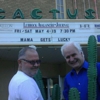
[63,61,100,100]
[8,71,43,100]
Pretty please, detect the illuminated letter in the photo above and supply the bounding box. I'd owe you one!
[85,9,95,19]
[67,9,78,19]
[13,9,24,19]
[0,9,5,19]
[49,9,60,19]
[31,8,42,19]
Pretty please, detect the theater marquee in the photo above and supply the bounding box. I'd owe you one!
[0,19,100,45]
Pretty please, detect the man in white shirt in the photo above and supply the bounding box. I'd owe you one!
[8,45,43,100]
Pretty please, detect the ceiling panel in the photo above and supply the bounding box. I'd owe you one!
[0,46,100,63]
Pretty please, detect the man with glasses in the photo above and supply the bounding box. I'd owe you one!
[8,45,43,100]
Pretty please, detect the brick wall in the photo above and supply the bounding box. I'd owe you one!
[0,0,55,19]
[66,0,100,19]
[0,0,100,19]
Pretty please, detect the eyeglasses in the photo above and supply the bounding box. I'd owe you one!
[21,59,41,65]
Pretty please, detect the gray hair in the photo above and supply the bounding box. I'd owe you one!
[18,45,37,59]
[61,42,84,58]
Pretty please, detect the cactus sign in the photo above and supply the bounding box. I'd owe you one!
[0,8,97,19]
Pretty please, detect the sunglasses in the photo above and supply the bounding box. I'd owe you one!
[21,59,41,65]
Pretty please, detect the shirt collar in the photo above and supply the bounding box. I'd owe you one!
[71,60,88,75]
[82,60,88,69]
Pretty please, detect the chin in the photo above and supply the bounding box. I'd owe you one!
[30,73,35,77]
[71,65,79,69]
[33,71,38,75]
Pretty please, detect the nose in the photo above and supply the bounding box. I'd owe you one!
[33,62,39,67]
[69,56,74,61]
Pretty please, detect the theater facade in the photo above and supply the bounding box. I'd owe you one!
[0,0,100,100]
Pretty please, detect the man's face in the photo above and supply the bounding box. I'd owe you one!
[19,49,40,77]
[63,44,84,70]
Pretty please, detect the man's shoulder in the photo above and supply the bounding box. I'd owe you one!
[65,70,72,78]
[9,71,33,86]
[96,62,100,70]
[96,62,100,66]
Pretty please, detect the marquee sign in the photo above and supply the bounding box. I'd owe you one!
[0,19,100,45]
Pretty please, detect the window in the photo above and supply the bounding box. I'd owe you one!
[56,0,64,19]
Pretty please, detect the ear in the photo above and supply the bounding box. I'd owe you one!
[18,59,22,70]
[18,59,22,65]
[81,51,84,57]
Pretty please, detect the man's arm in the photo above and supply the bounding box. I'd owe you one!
[18,80,43,100]
[97,63,100,84]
